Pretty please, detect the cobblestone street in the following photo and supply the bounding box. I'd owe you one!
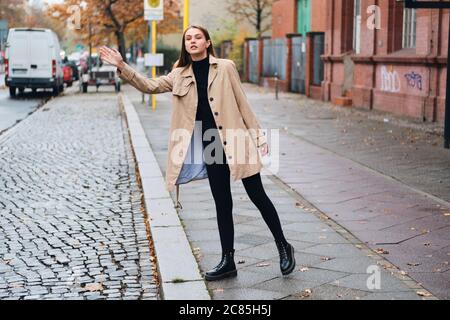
[0,91,158,300]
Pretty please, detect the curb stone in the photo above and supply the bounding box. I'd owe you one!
[119,92,211,300]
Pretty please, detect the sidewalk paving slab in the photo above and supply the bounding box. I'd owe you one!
[123,85,439,300]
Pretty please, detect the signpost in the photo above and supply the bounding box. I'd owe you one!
[404,0,450,148]
[144,0,164,110]
[184,0,190,30]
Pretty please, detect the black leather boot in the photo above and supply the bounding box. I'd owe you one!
[275,240,296,275]
[205,249,237,281]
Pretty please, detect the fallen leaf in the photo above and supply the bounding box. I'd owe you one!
[299,267,309,272]
[84,283,103,292]
[399,270,408,275]
[237,260,246,264]
[214,288,224,293]
[321,257,331,261]
[355,245,363,249]
[319,236,327,240]
[416,291,432,297]
[423,243,431,246]
[375,248,389,255]
[407,262,421,267]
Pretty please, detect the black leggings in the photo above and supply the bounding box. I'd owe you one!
[203,139,287,253]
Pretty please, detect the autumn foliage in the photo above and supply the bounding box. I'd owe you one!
[47,0,182,62]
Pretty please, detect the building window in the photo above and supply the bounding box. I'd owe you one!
[402,8,416,48]
[352,0,361,53]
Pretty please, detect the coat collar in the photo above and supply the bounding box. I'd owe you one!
[180,54,219,76]
[180,54,219,89]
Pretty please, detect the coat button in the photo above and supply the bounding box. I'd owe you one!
[223,141,227,145]
[210,97,214,102]
[218,126,223,130]
[214,112,219,116]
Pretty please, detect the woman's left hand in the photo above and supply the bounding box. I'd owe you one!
[260,143,269,156]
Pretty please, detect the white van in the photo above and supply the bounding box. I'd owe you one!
[4,28,64,97]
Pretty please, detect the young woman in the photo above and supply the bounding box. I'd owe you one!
[99,25,295,281]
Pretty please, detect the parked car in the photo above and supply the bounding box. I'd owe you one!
[4,28,64,97]
[62,63,73,87]
[63,57,79,81]
[67,60,79,81]
[80,55,121,93]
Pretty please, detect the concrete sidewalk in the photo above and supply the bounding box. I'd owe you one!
[124,84,439,300]
[240,84,450,300]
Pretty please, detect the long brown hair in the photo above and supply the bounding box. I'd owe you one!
[174,25,216,69]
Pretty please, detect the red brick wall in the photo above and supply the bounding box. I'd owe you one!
[311,0,328,32]
[272,0,297,39]
[323,0,449,123]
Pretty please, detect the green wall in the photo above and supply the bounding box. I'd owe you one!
[297,0,311,35]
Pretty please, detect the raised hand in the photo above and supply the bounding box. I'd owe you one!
[99,46,124,68]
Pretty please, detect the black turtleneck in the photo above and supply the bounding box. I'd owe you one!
[192,56,217,135]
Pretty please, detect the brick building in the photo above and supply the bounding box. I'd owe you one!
[244,0,327,99]
[323,0,449,123]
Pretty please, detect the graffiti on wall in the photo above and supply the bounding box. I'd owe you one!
[380,66,401,93]
[404,71,423,91]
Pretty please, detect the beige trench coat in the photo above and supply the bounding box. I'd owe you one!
[118,54,267,195]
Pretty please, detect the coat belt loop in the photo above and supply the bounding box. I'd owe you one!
[175,184,183,210]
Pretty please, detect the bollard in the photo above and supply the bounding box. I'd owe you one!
[274,72,279,100]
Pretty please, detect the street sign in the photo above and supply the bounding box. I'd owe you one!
[144,0,164,21]
[144,53,164,67]
[404,0,450,148]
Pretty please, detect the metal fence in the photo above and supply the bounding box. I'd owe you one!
[263,38,287,80]
[290,36,306,93]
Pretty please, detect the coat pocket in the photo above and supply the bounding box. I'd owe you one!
[172,78,194,97]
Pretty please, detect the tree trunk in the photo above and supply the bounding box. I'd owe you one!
[116,31,127,63]
[256,10,261,39]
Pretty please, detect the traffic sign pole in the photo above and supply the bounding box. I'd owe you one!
[152,20,157,111]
